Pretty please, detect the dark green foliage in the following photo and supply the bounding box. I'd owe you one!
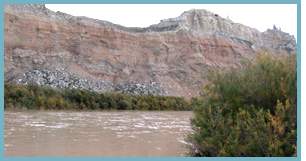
[4,84,191,111]
[188,53,296,156]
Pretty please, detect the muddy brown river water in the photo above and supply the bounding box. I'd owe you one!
[5,111,193,156]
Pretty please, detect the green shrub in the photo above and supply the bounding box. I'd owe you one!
[4,83,192,111]
[188,53,296,156]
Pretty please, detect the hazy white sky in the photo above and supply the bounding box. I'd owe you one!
[46,4,297,38]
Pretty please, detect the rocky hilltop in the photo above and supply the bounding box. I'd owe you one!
[4,4,296,97]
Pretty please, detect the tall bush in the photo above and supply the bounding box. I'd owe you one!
[188,53,296,156]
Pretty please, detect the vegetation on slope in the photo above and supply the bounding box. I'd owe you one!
[4,84,191,111]
[188,53,297,156]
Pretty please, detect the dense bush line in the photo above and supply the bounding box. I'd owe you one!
[4,84,191,111]
[188,53,296,156]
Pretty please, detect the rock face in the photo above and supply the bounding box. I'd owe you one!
[4,4,296,97]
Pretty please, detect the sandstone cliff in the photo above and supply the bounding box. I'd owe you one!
[4,4,296,97]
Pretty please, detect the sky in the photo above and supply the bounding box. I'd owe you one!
[46,4,297,39]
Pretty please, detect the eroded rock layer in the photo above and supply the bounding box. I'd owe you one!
[5,4,296,97]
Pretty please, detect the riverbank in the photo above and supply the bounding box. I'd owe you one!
[5,84,192,111]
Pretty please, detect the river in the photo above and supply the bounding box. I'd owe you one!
[5,111,193,156]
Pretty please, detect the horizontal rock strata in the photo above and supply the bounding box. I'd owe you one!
[4,4,296,97]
